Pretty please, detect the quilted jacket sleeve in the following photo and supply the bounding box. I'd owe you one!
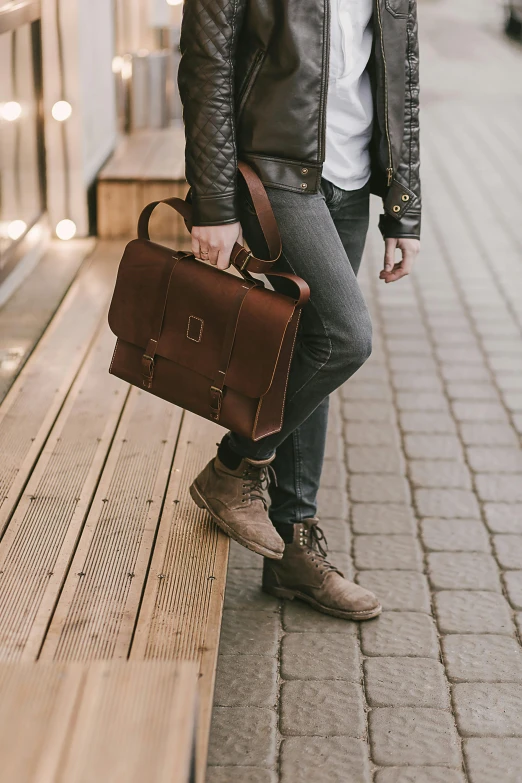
[379,0,421,240]
[178,0,246,226]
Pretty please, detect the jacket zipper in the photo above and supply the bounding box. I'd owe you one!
[375,0,394,186]
[318,0,331,161]
[237,49,265,118]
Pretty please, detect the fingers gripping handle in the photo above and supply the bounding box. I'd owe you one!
[137,161,280,269]
[136,163,310,307]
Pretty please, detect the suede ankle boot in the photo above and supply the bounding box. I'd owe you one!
[262,518,381,620]
[190,454,284,559]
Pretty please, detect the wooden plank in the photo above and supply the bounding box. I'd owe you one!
[130,413,228,783]
[0,660,198,783]
[142,181,190,243]
[59,661,198,783]
[98,128,186,182]
[0,239,92,403]
[39,390,183,662]
[0,324,129,663]
[97,128,188,240]
[98,180,190,242]
[0,662,85,783]
[0,242,122,538]
[97,181,141,239]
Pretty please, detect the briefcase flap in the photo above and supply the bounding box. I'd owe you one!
[108,239,296,399]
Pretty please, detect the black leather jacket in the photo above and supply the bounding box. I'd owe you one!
[178,0,421,239]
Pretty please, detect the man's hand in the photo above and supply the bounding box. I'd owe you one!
[380,237,420,284]
[192,222,243,270]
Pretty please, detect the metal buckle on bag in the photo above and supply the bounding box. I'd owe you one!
[142,354,155,388]
[240,251,253,271]
[209,386,223,420]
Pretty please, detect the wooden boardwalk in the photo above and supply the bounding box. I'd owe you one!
[0,241,229,781]
[0,660,198,782]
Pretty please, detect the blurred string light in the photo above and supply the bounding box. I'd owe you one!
[112,55,124,73]
[51,100,72,121]
[1,101,22,121]
[54,0,74,239]
[7,220,27,240]
[55,219,76,241]
[121,54,133,81]
[5,26,25,247]
[166,0,183,6]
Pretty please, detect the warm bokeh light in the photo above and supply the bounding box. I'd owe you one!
[1,101,22,121]
[55,219,77,241]
[51,100,73,121]
[7,220,27,240]
[166,0,183,6]
[112,56,124,74]
[121,56,133,80]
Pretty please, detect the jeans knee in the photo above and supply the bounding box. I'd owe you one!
[350,330,372,370]
[331,315,372,376]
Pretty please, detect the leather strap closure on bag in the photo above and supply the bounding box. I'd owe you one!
[136,162,310,309]
[209,281,253,421]
[140,252,190,388]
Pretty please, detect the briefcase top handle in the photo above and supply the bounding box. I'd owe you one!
[136,161,310,308]
[137,162,283,275]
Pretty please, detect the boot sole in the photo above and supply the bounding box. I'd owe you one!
[263,585,382,621]
[189,481,284,560]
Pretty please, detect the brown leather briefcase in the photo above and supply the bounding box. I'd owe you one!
[107,162,310,441]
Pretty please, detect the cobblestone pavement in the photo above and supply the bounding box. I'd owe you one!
[207,1,522,781]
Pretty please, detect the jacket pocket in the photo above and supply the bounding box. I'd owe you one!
[385,0,410,18]
[236,49,266,119]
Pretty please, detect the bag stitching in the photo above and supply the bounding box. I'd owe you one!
[109,340,119,374]
[187,315,204,343]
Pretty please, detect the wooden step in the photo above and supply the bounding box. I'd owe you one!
[130,413,228,781]
[0,660,198,782]
[0,324,128,663]
[97,127,190,241]
[0,242,122,538]
[39,389,183,662]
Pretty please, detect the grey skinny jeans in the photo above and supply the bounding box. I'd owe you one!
[229,176,372,524]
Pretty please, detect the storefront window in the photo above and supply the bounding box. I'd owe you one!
[0,16,45,271]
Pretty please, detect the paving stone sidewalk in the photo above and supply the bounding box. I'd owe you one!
[207,1,522,781]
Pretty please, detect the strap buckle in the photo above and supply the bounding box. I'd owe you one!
[142,354,155,389]
[209,385,223,421]
[240,251,253,272]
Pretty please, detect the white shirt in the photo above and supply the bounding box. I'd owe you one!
[322,0,374,191]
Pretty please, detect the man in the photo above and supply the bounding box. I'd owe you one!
[179,0,420,621]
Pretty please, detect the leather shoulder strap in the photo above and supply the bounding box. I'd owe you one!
[235,161,281,265]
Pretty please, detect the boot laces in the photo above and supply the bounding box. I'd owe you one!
[303,523,339,575]
[241,463,276,508]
